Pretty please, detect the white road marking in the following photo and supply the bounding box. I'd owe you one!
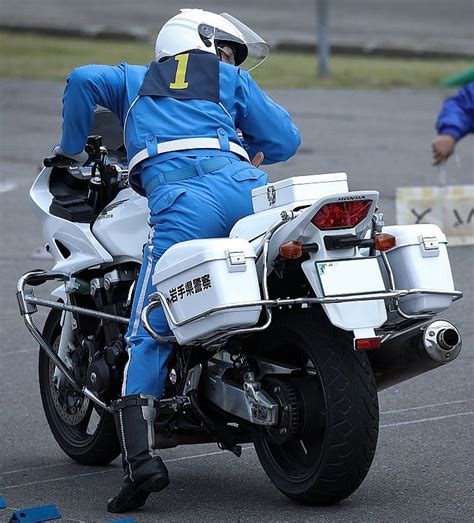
[380,411,474,428]
[0,461,71,476]
[2,410,472,488]
[0,180,18,193]
[0,348,37,357]
[1,446,254,490]
[381,398,473,415]
[2,469,113,490]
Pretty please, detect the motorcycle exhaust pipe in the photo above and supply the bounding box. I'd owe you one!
[369,319,462,391]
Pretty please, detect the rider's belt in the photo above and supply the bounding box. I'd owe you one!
[128,136,250,175]
[143,156,233,196]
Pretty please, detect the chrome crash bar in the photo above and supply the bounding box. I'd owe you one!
[16,270,130,412]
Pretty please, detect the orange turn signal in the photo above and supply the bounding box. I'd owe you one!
[374,233,396,251]
[279,240,303,259]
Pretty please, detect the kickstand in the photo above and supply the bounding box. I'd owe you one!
[217,441,242,457]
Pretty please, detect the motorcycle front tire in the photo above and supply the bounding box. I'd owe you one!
[38,308,120,466]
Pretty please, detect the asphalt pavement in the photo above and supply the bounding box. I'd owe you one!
[1,0,473,56]
[0,79,473,522]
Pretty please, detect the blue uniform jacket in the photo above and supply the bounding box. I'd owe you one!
[60,57,301,190]
[436,83,474,141]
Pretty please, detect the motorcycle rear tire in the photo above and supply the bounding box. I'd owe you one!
[38,308,120,466]
[252,309,379,505]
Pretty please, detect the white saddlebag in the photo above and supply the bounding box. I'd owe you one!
[152,238,261,344]
[382,224,455,314]
[252,173,348,213]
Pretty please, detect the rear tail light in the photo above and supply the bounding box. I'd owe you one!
[311,200,372,230]
[355,337,381,351]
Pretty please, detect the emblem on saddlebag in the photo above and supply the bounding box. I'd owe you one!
[267,185,276,206]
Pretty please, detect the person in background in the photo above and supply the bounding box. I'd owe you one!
[432,82,474,165]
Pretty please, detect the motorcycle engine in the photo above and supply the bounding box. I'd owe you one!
[86,340,127,401]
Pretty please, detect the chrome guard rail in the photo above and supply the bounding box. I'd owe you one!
[16,270,128,412]
[142,287,463,345]
[141,209,463,346]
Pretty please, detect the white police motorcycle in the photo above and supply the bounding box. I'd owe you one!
[17,109,463,505]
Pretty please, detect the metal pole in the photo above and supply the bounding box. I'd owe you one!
[316,0,330,77]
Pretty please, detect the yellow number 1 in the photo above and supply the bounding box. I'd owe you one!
[169,54,189,89]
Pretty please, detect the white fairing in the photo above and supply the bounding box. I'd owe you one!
[30,168,113,274]
[92,188,150,262]
[231,205,293,245]
[51,285,67,302]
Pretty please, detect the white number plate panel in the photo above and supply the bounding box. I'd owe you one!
[316,258,386,297]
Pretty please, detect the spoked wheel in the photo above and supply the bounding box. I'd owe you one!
[252,309,379,505]
[38,309,120,465]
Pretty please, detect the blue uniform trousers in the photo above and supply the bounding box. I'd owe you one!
[122,156,267,397]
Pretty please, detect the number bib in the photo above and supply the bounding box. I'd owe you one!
[138,50,220,103]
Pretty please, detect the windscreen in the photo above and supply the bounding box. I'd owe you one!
[220,13,270,71]
[91,108,124,151]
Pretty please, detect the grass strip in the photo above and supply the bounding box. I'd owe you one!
[1,31,471,89]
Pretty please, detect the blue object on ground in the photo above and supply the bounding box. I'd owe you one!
[9,504,61,522]
[0,495,7,509]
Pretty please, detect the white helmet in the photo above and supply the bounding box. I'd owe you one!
[155,9,270,70]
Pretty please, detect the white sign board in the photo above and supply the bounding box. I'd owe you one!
[396,185,474,246]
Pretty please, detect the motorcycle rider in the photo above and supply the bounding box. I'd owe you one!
[54,9,300,513]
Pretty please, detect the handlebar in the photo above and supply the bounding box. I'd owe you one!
[43,136,105,168]
[43,155,77,168]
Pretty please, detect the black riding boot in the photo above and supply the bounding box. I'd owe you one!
[107,395,170,513]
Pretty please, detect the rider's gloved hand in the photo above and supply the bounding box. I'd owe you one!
[52,145,89,166]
